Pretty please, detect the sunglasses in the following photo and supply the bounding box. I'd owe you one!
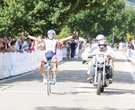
[48,33,55,37]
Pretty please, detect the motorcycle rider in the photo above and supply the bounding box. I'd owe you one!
[87,34,115,82]
[90,34,112,52]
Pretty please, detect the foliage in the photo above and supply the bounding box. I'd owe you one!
[0,0,118,37]
[55,25,71,39]
[68,0,125,40]
[0,0,135,43]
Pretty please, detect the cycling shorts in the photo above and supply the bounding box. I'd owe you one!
[41,51,58,63]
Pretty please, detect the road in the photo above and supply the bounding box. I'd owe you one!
[0,51,135,110]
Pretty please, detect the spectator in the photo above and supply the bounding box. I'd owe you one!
[119,42,123,51]
[61,41,68,59]
[34,35,44,50]
[77,41,83,58]
[29,40,35,51]
[66,41,71,59]
[122,42,127,52]
[3,36,13,52]
[132,39,135,49]
[21,38,31,52]
[9,40,23,53]
[128,41,134,50]
[14,32,24,50]
[110,43,114,48]
[0,38,5,53]
[70,39,77,58]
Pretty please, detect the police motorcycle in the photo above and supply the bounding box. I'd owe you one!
[90,53,112,95]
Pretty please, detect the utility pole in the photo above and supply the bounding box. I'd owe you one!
[112,28,114,43]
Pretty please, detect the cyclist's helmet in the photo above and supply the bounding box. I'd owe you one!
[47,29,56,37]
[98,41,107,51]
[96,34,106,40]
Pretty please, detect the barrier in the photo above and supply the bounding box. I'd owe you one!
[62,48,67,58]
[0,47,80,79]
[9,51,44,76]
[0,49,65,79]
[0,53,11,79]
[126,49,135,64]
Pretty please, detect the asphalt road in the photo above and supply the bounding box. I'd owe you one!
[0,51,135,110]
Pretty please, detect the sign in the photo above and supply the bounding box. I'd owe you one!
[127,33,131,39]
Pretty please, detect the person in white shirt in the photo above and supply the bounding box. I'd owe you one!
[14,32,24,50]
[87,40,115,83]
[87,34,114,81]
[21,38,31,52]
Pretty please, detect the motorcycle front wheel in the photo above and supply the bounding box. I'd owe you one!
[101,86,104,92]
[97,72,102,95]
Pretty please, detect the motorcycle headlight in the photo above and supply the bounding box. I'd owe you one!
[97,57,104,64]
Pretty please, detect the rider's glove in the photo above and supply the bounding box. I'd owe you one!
[72,31,78,39]
[24,31,29,37]
[106,55,111,58]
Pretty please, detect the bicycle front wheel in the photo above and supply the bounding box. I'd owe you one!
[47,70,51,95]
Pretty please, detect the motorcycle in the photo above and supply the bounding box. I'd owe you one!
[91,54,112,95]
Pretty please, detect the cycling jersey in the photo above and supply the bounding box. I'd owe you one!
[43,39,59,53]
[42,39,60,61]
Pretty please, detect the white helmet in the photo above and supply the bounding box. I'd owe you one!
[47,29,56,37]
[98,40,107,46]
[96,34,106,40]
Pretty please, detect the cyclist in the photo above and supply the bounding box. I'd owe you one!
[27,29,73,84]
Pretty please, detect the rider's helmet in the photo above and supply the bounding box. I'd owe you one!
[47,29,56,39]
[98,40,107,51]
[96,34,106,40]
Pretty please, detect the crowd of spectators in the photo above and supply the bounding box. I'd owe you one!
[0,32,84,59]
[0,32,54,53]
[113,39,135,51]
[0,32,31,53]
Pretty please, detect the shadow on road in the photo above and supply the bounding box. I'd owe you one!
[114,58,130,62]
[113,70,134,84]
[104,87,135,95]
[0,69,134,85]
[35,106,135,110]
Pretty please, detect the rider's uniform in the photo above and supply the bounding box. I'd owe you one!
[87,43,115,79]
[41,38,60,62]
[92,47,113,57]
[88,47,115,79]
[91,43,112,52]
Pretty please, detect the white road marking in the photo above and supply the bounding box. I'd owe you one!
[1,89,135,98]
[0,90,46,94]
[80,67,87,70]
[76,83,135,98]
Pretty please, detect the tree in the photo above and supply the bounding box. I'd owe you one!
[67,0,125,40]
[0,0,118,38]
